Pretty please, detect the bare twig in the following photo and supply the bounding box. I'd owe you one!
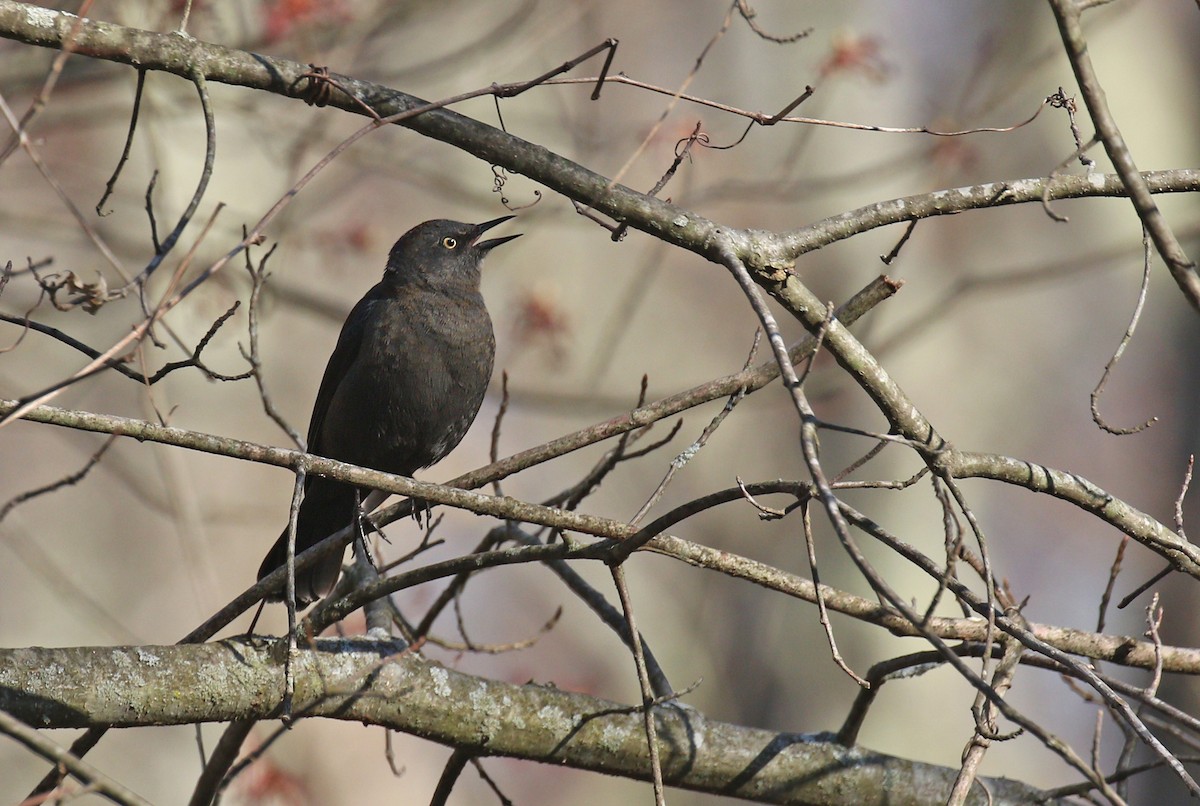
[240,235,304,448]
[428,606,562,655]
[840,503,1199,797]
[0,435,116,524]
[489,371,510,497]
[187,720,253,806]
[1144,593,1166,700]
[0,88,130,282]
[609,564,666,806]
[734,1,812,43]
[1048,0,1200,311]
[949,626,1025,805]
[505,526,673,697]
[603,2,739,197]
[470,757,515,806]
[626,330,759,526]
[924,479,965,624]
[494,38,618,101]
[0,707,151,806]
[0,0,92,165]
[96,68,147,216]
[547,74,1053,137]
[1048,86,1097,172]
[118,70,219,301]
[603,120,710,241]
[430,749,471,806]
[0,301,245,384]
[1091,228,1158,434]
[0,201,227,429]
[879,219,917,265]
[144,170,162,253]
[802,500,869,687]
[1097,536,1129,633]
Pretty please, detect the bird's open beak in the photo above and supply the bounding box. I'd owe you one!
[471,216,522,252]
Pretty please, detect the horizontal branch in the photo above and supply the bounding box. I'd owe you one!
[651,533,1200,675]
[945,451,1200,573]
[4,398,1197,675]
[782,170,1200,258]
[0,639,1054,806]
[0,397,626,539]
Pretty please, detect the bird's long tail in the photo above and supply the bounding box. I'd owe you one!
[257,477,358,605]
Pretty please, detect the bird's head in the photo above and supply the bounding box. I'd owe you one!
[385,217,520,286]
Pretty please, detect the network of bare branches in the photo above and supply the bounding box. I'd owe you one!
[1,2,1199,805]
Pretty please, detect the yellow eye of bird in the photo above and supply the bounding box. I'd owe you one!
[442,237,457,249]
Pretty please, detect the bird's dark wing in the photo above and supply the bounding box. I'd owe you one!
[305,282,385,454]
[257,283,389,604]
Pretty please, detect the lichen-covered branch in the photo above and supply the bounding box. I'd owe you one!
[0,639,1056,806]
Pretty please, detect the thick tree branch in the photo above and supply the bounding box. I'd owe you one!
[0,639,1055,806]
[0,0,1196,275]
[781,170,1200,258]
[2,4,1196,797]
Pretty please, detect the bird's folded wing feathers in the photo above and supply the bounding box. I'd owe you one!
[304,284,383,455]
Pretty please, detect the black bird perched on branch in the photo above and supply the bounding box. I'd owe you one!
[258,216,520,605]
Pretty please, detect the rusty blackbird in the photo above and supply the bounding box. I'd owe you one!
[257,216,520,604]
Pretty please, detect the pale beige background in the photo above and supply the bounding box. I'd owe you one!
[2,1,1199,803]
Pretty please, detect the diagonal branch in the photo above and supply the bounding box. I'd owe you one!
[3,397,1198,677]
[1047,0,1200,311]
[0,1,1196,274]
[712,233,1200,579]
[0,707,151,806]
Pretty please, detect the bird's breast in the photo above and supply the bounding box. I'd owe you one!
[320,288,495,475]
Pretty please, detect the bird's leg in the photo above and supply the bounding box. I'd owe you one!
[352,488,384,573]
[244,600,267,638]
[351,488,397,636]
[358,488,392,552]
